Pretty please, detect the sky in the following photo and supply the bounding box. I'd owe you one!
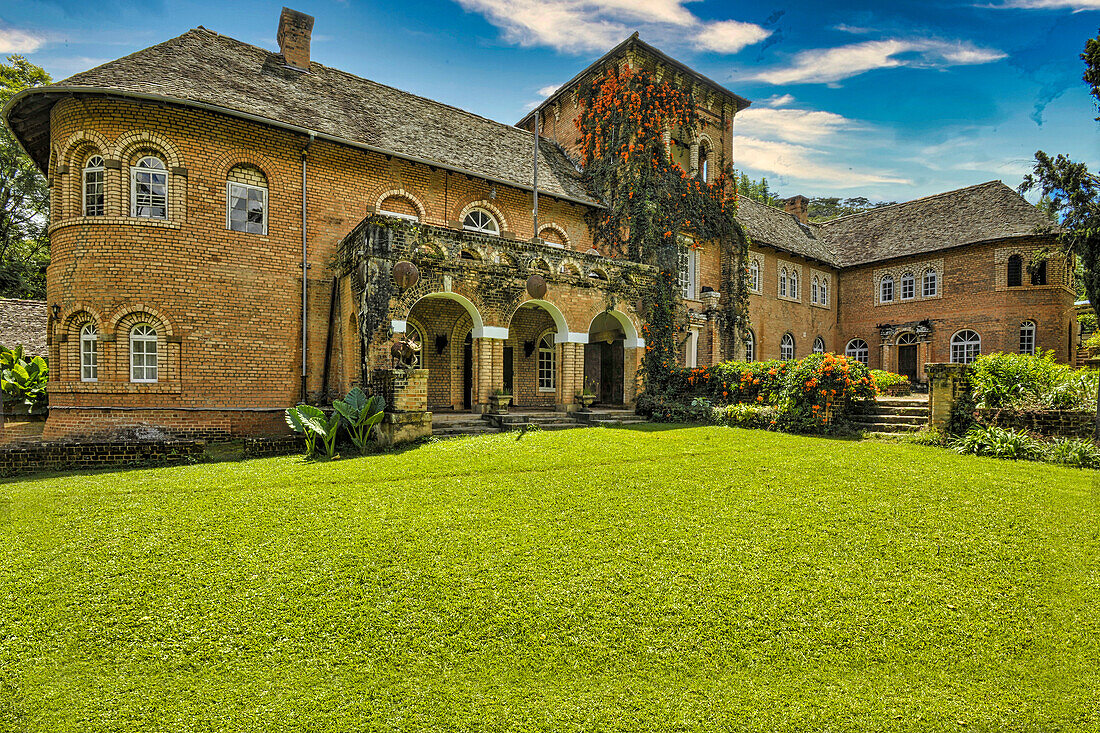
[1,0,1098,203]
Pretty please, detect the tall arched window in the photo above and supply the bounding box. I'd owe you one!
[1019,320,1036,355]
[780,332,795,360]
[698,143,709,182]
[226,164,268,234]
[811,276,820,304]
[749,259,760,292]
[880,274,895,302]
[901,271,915,300]
[537,333,555,392]
[80,323,98,382]
[130,323,159,382]
[1007,254,1023,287]
[846,338,869,365]
[922,268,938,297]
[131,155,167,219]
[462,208,499,235]
[950,330,981,364]
[779,268,788,297]
[812,336,825,354]
[789,270,799,300]
[820,277,829,306]
[1030,260,1048,286]
[83,155,105,217]
[744,329,755,362]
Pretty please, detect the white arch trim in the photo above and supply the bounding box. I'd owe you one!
[405,292,486,334]
[519,298,568,338]
[590,310,644,349]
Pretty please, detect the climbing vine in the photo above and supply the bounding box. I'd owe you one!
[575,65,749,391]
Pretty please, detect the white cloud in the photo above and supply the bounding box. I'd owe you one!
[762,93,795,107]
[0,27,45,54]
[695,20,771,54]
[750,38,1006,85]
[537,84,560,98]
[736,107,857,143]
[987,0,1100,8]
[735,136,911,187]
[453,0,769,54]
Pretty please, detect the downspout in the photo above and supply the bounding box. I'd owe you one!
[301,132,315,403]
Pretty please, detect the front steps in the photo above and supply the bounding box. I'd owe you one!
[851,396,930,435]
[431,414,501,438]
[431,408,649,438]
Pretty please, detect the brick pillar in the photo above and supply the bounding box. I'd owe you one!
[624,347,643,404]
[474,337,504,412]
[926,363,970,429]
[559,342,584,411]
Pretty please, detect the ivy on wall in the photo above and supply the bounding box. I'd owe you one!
[574,65,750,391]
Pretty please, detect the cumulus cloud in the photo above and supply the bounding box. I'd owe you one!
[750,38,1006,85]
[735,136,911,187]
[736,107,858,143]
[0,27,45,54]
[453,0,769,54]
[987,0,1100,8]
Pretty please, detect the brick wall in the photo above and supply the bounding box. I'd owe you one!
[977,408,1095,439]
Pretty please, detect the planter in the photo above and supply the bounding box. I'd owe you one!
[489,394,512,415]
[577,394,596,411]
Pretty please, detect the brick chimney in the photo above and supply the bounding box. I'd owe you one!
[784,195,809,224]
[277,7,315,71]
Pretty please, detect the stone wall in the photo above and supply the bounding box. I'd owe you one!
[0,438,204,476]
[977,408,1096,439]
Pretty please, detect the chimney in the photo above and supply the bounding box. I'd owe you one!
[277,7,315,71]
[784,195,809,225]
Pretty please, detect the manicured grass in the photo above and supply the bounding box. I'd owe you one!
[2,426,1097,731]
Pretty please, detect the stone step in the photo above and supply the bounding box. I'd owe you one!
[859,406,929,418]
[851,421,921,433]
[853,413,927,425]
[589,417,648,427]
[434,427,500,437]
[875,397,929,408]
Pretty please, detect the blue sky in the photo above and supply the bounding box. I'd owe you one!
[2,0,1098,202]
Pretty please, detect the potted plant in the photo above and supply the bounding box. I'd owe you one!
[576,378,598,411]
[489,388,512,414]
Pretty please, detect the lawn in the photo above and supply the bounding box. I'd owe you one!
[2,425,1098,732]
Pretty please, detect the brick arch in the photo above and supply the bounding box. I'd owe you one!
[537,222,570,248]
[209,149,279,182]
[584,308,644,348]
[61,304,104,332]
[115,130,183,168]
[58,130,113,170]
[504,298,569,337]
[458,199,509,233]
[107,304,176,337]
[375,188,427,221]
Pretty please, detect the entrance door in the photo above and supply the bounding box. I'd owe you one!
[502,346,514,397]
[462,333,473,409]
[898,344,918,383]
[585,341,624,405]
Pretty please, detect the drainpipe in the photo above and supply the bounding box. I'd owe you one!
[532,111,539,238]
[301,132,315,403]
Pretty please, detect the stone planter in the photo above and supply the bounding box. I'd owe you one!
[489,394,512,415]
[577,393,596,411]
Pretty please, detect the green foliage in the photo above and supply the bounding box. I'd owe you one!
[970,351,1098,410]
[711,402,779,430]
[332,387,385,454]
[906,427,947,446]
[780,353,876,433]
[806,196,897,222]
[1046,437,1100,469]
[951,425,1046,461]
[736,174,781,206]
[870,370,910,389]
[946,390,977,437]
[0,56,52,299]
[1080,311,1097,334]
[634,392,713,423]
[0,344,47,408]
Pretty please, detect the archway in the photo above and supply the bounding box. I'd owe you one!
[505,299,569,407]
[585,311,628,405]
[402,293,484,411]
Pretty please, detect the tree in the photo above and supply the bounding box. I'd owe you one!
[0,55,51,299]
[1020,30,1100,438]
[736,174,781,207]
[806,196,896,222]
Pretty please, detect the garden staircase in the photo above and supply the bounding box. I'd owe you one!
[431,408,648,438]
[850,396,929,436]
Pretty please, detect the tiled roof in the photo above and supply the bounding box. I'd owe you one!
[5,28,598,206]
[0,298,48,356]
[818,181,1054,267]
[735,197,837,266]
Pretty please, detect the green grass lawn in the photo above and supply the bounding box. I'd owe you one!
[2,426,1098,732]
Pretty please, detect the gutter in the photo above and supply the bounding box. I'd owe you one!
[2,86,604,209]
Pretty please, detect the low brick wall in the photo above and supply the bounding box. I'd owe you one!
[0,439,205,477]
[977,408,1096,439]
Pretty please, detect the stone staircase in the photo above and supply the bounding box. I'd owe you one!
[431,408,648,438]
[431,413,501,438]
[850,396,930,436]
[573,409,649,427]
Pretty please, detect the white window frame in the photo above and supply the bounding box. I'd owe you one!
[130,155,168,219]
[820,277,829,306]
[744,330,755,362]
[901,271,915,300]
[226,181,268,235]
[950,330,981,364]
[811,276,819,304]
[678,244,697,300]
[749,258,761,293]
[686,329,699,368]
[922,269,938,297]
[789,270,799,300]
[880,275,894,303]
[812,336,825,354]
[130,323,159,383]
[780,333,795,360]
[779,268,788,297]
[846,339,869,365]
[80,323,98,382]
[462,208,499,236]
[1019,321,1036,355]
[537,333,556,392]
[83,155,105,217]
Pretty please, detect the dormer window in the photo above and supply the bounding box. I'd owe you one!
[463,208,499,236]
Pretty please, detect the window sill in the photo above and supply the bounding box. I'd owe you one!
[52,381,183,395]
[810,301,830,309]
[49,216,182,234]
[777,295,801,304]
[538,388,557,394]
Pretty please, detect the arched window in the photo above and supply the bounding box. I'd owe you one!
[1007,254,1023,287]
[131,155,167,219]
[780,332,795,360]
[405,323,425,368]
[379,195,419,221]
[950,330,981,364]
[678,243,696,299]
[812,336,825,354]
[83,155,105,217]
[901,271,915,300]
[462,208,499,235]
[1019,320,1036,355]
[537,333,555,392]
[80,323,98,382]
[846,338,869,365]
[698,143,709,183]
[130,323,159,382]
[744,329,755,362]
[779,268,788,297]
[789,270,799,300]
[540,228,566,248]
[897,332,919,346]
[226,164,268,234]
[811,276,819,304]
[820,277,829,306]
[749,259,761,292]
[922,268,937,297]
[880,274,894,302]
[1030,260,1048,286]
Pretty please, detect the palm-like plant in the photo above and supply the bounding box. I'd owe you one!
[284,404,341,458]
[333,387,385,453]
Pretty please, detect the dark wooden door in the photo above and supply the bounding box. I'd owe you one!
[463,334,473,409]
[502,346,513,396]
[898,344,918,383]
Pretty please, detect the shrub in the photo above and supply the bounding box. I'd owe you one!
[635,393,712,423]
[1045,438,1100,469]
[782,353,876,433]
[970,351,1098,411]
[711,403,779,430]
[668,359,791,406]
[907,428,946,446]
[0,345,48,409]
[951,425,1045,461]
[871,370,909,390]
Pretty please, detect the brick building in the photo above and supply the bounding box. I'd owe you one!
[2,10,1077,439]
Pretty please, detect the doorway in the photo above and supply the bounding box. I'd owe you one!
[897,333,920,383]
[462,332,473,409]
[585,312,626,405]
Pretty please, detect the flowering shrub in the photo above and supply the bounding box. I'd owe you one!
[665,359,791,405]
[711,403,779,430]
[871,370,910,390]
[781,353,876,432]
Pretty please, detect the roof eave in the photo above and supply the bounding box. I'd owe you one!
[4,86,604,209]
